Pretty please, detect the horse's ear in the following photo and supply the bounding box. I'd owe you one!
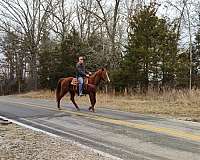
[101,68,104,71]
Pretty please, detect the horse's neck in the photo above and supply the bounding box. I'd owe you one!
[89,72,101,85]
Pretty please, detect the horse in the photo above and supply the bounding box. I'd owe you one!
[56,68,110,112]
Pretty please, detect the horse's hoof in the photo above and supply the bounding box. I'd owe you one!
[58,107,61,110]
[88,107,95,112]
[76,108,80,111]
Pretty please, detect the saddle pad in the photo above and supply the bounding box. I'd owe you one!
[71,78,78,85]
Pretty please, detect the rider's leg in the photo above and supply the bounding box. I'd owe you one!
[78,77,84,96]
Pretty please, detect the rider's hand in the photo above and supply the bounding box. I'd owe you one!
[89,72,92,75]
[86,74,90,77]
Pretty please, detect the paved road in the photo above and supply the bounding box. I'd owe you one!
[0,96,199,160]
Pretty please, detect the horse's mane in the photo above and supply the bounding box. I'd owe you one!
[89,69,103,85]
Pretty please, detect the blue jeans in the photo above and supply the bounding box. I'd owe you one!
[78,77,84,95]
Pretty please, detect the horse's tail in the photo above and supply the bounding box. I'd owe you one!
[56,78,64,102]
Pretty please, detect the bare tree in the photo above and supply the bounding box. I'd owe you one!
[165,0,195,90]
[76,0,95,41]
[79,0,121,68]
[96,0,121,67]
[48,0,74,42]
[0,28,27,93]
[165,0,188,42]
[0,0,57,90]
[183,0,193,91]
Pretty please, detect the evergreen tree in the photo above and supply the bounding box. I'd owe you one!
[117,3,179,92]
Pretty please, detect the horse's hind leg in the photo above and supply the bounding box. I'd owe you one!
[70,91,80,111]
[57,94,62,110]
[57,99,61,110]
[89,92,96,112]
[57,88,68,110]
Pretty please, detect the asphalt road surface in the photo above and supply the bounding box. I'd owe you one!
[0,96,199,160]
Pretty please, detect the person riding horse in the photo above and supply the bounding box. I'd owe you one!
[56,67,110,112]
[76,56,91,96]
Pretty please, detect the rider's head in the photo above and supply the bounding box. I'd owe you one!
[78,56,84,64]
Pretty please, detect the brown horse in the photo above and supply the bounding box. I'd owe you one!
[56,68,110,112]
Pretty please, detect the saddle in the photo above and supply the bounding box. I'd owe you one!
[71,77,89,91]
[71,78,78,85]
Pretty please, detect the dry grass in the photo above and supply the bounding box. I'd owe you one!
[17,89,200,121]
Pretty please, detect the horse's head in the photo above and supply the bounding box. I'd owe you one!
[99,68,110,83]
[89,68,111,85]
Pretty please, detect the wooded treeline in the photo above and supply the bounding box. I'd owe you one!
[0,0,200,95]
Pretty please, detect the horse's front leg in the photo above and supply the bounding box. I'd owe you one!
[70,90,80,111]
[89,92,96,112]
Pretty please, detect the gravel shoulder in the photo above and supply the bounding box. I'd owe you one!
[0,123,113,160]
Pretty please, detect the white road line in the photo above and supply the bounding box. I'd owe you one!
[0,116,59,137]
[21,118,130,160]
[0,115,124,160]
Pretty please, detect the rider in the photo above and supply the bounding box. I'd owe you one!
[76,56,91,96]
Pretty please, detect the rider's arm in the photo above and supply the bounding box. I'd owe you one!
[85,69,91,77]
[85,68,92,75]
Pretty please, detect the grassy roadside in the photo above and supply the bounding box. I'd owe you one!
[17,89,200,122]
